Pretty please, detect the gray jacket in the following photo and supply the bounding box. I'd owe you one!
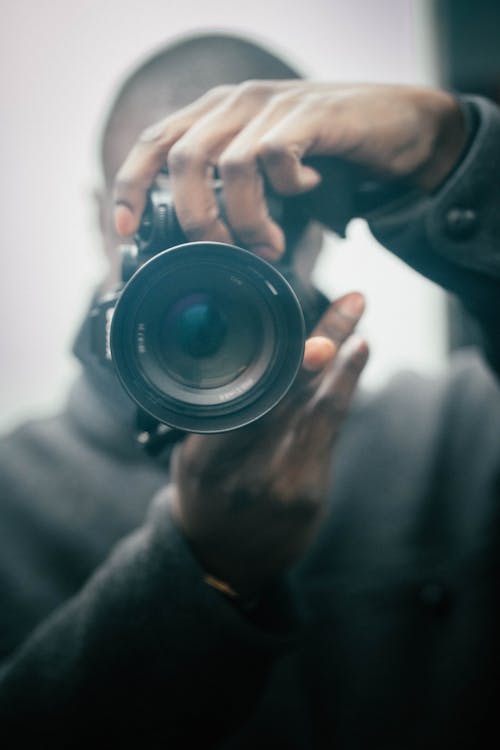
[0,96,499,748]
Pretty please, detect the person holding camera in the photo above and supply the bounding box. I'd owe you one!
[0,33,499,748]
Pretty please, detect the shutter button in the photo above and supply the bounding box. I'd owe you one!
[445,207,478,239]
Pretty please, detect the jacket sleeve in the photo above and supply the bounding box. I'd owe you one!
[367,95,500,374]
[0,485,295,746]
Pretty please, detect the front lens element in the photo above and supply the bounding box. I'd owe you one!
[110,242,305,433]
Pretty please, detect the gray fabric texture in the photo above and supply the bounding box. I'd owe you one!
[0,95,499,748]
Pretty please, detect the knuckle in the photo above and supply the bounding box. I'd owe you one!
[204,84,235,101]
[271,89,300,108]
[166,145,188,175]
[138,121,166,145]
[234,79,270,100]
[301,90,326,109]
[387,155,412,177]
[167,143,202,175]
[179,209,220,240]
[141,127,175,153]
[257,137,287,164]
[112,174,134,200]
[218,151,256,181]
[234,225,265,244]
[387,137,432,178]
[322,315,355,343]
[182,218,212,239]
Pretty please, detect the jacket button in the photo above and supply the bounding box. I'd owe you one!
[445,207,478,239]
[419,582,452,617]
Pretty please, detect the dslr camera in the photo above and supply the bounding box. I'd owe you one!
[91,172,327,441]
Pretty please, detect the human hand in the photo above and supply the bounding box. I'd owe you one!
[168,291,368,597]
[113,81,466,260]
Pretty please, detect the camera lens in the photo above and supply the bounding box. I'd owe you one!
[170,295,228,360]
[110,242,305,433]
[157,291,263,390]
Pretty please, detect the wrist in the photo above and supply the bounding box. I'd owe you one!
[167,483,269,598]
[414,92,468,192]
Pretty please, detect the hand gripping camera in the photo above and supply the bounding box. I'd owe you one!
[91,173,329,443]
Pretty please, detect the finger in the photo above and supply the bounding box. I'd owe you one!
[258,103,325,195]
[303,337,337,372]
[167,85,290,249]
[218,150,285,261]
[112,86,234,236]
[311,291,365,340]
[290,335,370,460]
[308,335,369,416]
[261,143,321,196]
[165,102,244,244]
[217,91,324,260]
[176,294,365,466]
[267,292,365,430]
[302,292,365,372]
[168,149,233,244]
[268,335,369,496]
[217,98,298,260]
[114,142,168,236]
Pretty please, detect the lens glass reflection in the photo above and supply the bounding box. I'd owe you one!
[157,291,262,389]
[173,295,227,358]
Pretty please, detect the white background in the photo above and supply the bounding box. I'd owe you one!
[0,0,444,433]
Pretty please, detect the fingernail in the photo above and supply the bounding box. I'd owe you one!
[338,293,365,318]
[303,337,336,371]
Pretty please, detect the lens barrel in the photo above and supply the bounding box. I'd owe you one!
[110,242,305,433]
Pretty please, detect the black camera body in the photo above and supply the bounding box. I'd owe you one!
[91,173,327,438]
